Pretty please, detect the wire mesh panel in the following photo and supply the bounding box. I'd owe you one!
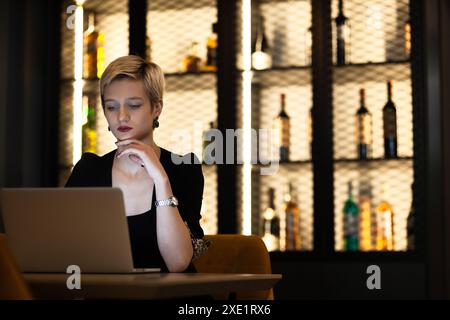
[59,0,129,186]
[147,0,217,73]
[331,0,409,65]
[236,0,313,251]
[331,0,414,251]
[258,0,312,68]
[86,0,129,156]
[147,0,218,234]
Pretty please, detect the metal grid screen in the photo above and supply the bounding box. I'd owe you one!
[148,0,218,234]
[59,0,129,185]
[236,0,314,251]
[331,0,413,251]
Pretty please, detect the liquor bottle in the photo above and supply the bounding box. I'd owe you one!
[383,80,398,159]
[262,188,280,251]
[307,106,313,159]
[204,22,218,72]
[275,94,290,162]
[343,181,359,251]
[335,0,350,66]
[404,19,411,59]
[182,41,202,72]
[284,183,300,250]
[202,121,216,164]
[358,179,372,251]
[84,11,105,79]
[376,185,394,251]
[82,93,97,153]
[355,88,372,160]
[305,25,312,66]
[252,15,272,70]
[407,182,415,251]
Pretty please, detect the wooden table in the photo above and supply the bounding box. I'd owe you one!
[24,272,282,299]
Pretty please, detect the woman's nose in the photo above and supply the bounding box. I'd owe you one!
[119,106,129,121]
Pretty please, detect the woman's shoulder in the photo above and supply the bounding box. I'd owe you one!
[75,152,100,166]
[75,150,115,170]
[65,152,104,187]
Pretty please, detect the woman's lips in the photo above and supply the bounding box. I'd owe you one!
[118,127,132,132]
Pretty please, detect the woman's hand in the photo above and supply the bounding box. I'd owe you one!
[115,139,167,182]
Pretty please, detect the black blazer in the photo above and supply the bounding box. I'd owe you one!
[65,148,205,272]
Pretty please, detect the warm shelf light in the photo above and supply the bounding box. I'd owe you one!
[242,0,252,235]
[73,5,84,166]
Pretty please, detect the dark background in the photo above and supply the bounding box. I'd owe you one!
[0,0,449,299]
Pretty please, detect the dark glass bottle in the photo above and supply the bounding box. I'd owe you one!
[335,0,350,66]
[407,183,415,251]
[262,188,280,251]
[383,80,398,159]
[356,88,372,160]
[275,94,290,162]
[307,106,313,159]
[205,22,218,71]
[343,181,359,251]
[284,183,300,251]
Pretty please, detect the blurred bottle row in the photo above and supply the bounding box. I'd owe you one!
[82,10,218,77]
[261,185,301,252]
[343,180,415,252]
[81,0,412,78]
[198,80,401,164]
[261,180,415,252]
[252,0,411,70]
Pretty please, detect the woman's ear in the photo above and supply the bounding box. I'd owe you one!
[154,100,163,117]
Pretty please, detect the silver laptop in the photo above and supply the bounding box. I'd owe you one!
[0,187,160,274]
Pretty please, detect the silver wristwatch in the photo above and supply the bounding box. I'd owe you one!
[154,195,178,208]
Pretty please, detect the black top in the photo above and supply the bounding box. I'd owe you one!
[64,148,204,272]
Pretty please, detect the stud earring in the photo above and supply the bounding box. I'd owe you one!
[108,126,111,131]
[153,118,159,129]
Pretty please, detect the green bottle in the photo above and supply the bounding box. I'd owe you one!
[343,181,359,251]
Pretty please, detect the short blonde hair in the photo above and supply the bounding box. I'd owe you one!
[100,55,165,109]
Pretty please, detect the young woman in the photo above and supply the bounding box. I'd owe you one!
[65,55,209,272]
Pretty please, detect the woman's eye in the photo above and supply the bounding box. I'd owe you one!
[106,106,116,111]
[130,104,141,108]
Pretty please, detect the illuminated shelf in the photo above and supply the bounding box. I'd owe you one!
[252,159,312,166]
[61,72,217,92]
[334,156,413,164]
[332,59,410,69]
[333,60,412,84]
[249,66,312,87]
[164,70,216,78]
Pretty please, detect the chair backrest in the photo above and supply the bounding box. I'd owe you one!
[193,234,274,300]
[0,234,33,299]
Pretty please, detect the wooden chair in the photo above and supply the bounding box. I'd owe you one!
[193,234,274,300]
[0,234,33,299]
